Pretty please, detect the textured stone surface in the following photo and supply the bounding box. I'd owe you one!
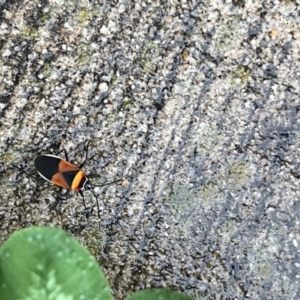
[0,1,300,299]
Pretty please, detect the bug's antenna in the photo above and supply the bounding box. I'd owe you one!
[93,178,123,187]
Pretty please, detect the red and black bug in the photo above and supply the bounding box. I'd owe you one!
[34,143,113,217]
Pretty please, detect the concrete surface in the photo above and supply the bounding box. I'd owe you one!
[0,1,299,299]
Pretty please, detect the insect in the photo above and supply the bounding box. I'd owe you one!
[34,142,116,218]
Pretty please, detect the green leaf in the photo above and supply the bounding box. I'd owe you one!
[125,288,194,300]
[0,227,113,300]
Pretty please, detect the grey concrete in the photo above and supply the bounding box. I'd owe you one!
[0,1,299,299]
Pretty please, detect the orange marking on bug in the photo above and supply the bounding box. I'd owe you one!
[51,172,71,189]
[71,171,85,190]
[58,160,80,173]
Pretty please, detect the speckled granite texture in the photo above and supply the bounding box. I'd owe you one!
[0,1,300,299]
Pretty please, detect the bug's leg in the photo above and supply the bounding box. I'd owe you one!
[61,189,70,201]
[79,190,93,218]
[79,140,92,169]
[11,163,32,179]
[78,190,87,208]
[56,149,69,162]
[53,198,62,210]
[11,163,23,172]
[89,189,101,219]
[50,189,70,211]
[11,163,44,194]
[11,164,53,207]
[86,174,98,178]
[29,185,43,203]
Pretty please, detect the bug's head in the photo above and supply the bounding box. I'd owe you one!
[82,180,94,191]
